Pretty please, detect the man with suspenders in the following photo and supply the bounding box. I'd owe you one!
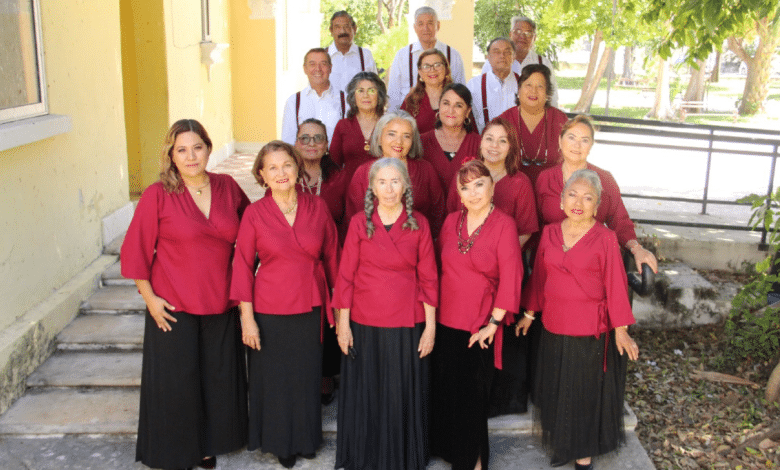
[387,6,466,111]
[482,16,559,108]
[468,37,521,133]
[327,11,378,94]
[281,48,348,145]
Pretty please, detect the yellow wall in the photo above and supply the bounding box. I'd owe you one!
[437,1,475,81]
[230,3,277,143]
[0,1,129,330]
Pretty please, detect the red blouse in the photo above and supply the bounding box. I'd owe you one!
[437,209,523,368]
[498,106,568,186]
[420,130,480,193]
[329,116,375,179]
[525,222,635,337]
[401,93,437,135]
[535,162,637,246]
[230,190,339,315]
[121,173,250,315]
[297,167,350,244]
[332,210,439,328]
[446,172,539,238]
[346,158,446,237]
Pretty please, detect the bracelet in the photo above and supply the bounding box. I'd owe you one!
[489,316,501,326]
[523,312,535,320]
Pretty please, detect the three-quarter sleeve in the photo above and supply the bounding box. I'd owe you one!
[120,184,161,281]
[230,206,259,303]
[492,220,523,319]
[331,216,361,313]
[603,230,635,329]
[600,171,637,246]
[415,216,439,308]
[329,119,347,167]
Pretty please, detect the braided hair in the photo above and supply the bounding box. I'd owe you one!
[364,157,419,238]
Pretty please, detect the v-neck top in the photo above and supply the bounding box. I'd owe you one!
[230,190,339,315]
[121,173,250,315]
[498,105,567,186]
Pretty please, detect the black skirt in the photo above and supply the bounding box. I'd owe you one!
[533,327,628,462]
[430,324,495,470]
[336,321,429,470]
[488,324,530,416]
[136,308,248,470]
[247,308,323,458]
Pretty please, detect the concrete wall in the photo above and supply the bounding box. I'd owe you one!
[436,0,475,81]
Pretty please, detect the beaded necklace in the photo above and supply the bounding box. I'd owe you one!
[456,204,494,254]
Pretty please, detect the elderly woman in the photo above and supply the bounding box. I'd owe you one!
[517,169,639,470]
[121,119,249,470]
[333,157,438,470]
[231,141,339,468]
[534,115,658,273]
[421,82,480,193]
[346,110,445,237]
[329,71,387,179]
[431,159,523,470]
[498,63,568,186]
[401,49,453,135]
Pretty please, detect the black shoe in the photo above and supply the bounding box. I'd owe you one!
[550,456,568,467]
[278,455,296,468]
[575,463,594,470]
[300,452,316,459]
[200,456,216,469]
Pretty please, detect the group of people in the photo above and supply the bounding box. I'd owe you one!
[121,6,660,470]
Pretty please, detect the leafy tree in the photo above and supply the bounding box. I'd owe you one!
[473,0,521,54]
[320,0,381,49]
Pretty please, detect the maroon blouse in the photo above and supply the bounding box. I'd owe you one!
[498,106,568,186]
[329,116,375,180]
[421,130,480,193]
[401,93,437,135]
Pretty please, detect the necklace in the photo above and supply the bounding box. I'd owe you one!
[274,196,298,215]
[302,173,323,196]
[185,178,210,195]
[519,109,547,166]
[456,205,494,254]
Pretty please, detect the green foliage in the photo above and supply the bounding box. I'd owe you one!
[369,18,409,77]
[722,187,780,365]
[473,0,521,53]
[320,0,382,49]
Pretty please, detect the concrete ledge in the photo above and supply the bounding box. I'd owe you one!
[101,202,134,248]
[0,114,72,152]
[207,141,237,169]
[0,255,117,415]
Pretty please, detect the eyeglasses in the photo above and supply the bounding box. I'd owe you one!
[356,87,378,95]
[297,134,326,145]
[419,62,445,72]
[511,30,535,38]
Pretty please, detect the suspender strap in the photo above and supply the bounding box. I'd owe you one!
[409,44,414,89]
[538,55,543,65]
[295,92,301,127]
[514,72,521,82]
[358,47,365,71]
[340,91,346,118]
[481,73,489,125]
[447,45,451,66]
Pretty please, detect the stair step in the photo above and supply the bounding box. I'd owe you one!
[58,314,143,350]
[27,352,142,387]
[101,261,134,286]
[0,388,138,435]
[81,286,145,313]
[103,234,124,256]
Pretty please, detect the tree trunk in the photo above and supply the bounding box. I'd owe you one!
[711,50,720,83]
[392,0,403,27]
[574,31,604,112]
[683,60,707,112]
[646,57,673,120]
[622,46,634,81]
[377,0,387,33]
[729,17,780,115]
[767,358,780,403]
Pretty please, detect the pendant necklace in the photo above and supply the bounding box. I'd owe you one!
[519,109,547,166]
[185,178,210,195]
[457,205,494,254]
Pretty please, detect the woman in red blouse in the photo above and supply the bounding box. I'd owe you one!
[421,82,480,193]
[346,110,445,237]
[401,49,453,135]
[498,63,568,186]
[121,119,249,470]
[431,160,523,470]
[329,71,386,179]
[231,141,339,469]
[333,157,438,470]
[518,169,640,470]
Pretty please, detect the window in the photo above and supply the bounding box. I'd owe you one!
[0,0,47,124]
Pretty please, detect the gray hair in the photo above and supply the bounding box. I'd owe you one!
[562,169,602,206]
[346,71,387,119]
[369,110,424,160]
[414,6,438,22]
[364,157,419,238]
[511,16,536,32]
[487,36,515,54]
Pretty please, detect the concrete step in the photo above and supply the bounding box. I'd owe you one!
[101,261,134,286]
[57,314,143,350]
[104,233,124,256]
[27,351,142,387]
[0,388,138,435]
[80,285,145,314]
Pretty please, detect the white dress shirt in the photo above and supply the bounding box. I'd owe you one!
[280,84,349,145]
[327,43,378,94]
[387,40,466,111]
[482,50,559,108]
[467,70,520,133]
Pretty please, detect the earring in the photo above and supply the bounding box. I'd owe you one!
[464,116,471,126]
[560,203,564,210]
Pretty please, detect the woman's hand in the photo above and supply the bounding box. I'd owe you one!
[515,315,534,337]
[615,326,639,361]
[418,324,435,358]
[239,301,260,350]
[631,244,658,273]
[135,280,176,332]
[337,319,353,355]
[469,323,498,349]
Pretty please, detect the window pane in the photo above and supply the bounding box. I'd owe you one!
[0,0,44,120]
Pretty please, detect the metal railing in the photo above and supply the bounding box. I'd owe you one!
[568,114,780,247]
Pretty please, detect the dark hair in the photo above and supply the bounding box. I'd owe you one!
[560,114,597,139]
[330,10,356,29]
[480,117,521,176]
[159,119,213,193]
[252,140,304,187]
[402,49,453,117]
[457,159,493,186]
[434,83,477,133]
[296,118,340,182]
[345,71,387,119]
[303,48,331,67]
[487,36,515,54]
[515,63,554,107]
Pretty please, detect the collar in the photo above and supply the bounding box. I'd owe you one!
[328,42,359,56]
[410,39,444,54]
[301,83,335,98]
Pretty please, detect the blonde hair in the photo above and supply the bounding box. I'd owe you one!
[159,119,212,193]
